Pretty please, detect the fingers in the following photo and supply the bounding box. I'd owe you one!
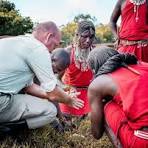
[69,92,81,98]
[66,89,83,109]
[72,98,84,109]
[74,92,81,96]
[70,88,77,93]
[75,100,84,108]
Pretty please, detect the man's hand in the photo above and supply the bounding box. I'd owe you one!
[25,83,84,110]
[68,91,84,109]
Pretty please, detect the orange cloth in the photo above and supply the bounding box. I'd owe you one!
[60,48,93,116]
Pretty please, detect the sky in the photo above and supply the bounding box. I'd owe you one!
[10,0,117,26]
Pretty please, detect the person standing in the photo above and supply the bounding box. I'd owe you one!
[60,20,96,117]
[110,0,148,62]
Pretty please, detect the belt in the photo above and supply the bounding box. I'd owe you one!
[120,39,148,46]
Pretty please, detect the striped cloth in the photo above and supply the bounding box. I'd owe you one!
[134,130,148,140]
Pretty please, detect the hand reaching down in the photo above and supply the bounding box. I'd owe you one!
[68,91,84,109]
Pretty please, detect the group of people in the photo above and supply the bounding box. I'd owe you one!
[88,0,148,147]
[0,0,148,147]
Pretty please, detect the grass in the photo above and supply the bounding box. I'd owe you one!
[0,119,113,148]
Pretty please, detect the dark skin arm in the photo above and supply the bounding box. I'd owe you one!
[57,70,65,80]
[88,75,117,139]
[109,0,125,39]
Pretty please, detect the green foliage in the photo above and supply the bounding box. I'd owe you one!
[61,14,114,46]
[96,24,114,43]
[74,14,97,23]
[61,21,77,46]
[0,0,33,35]
[0,0,15,12]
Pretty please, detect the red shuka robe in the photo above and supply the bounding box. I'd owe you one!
[104,63,148,147]
[60,48,93,115]
[118,0,148,62]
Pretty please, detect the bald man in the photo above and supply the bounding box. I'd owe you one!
[0,21,84,131]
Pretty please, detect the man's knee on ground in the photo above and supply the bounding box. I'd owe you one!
[46,102,57,122]
[26,102,57,129]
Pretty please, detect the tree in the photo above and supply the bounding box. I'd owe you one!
[61,14,114,46]
[96,24,114,43]
[0,0,15,12]
[0,0,33,35]
[74,14,97,23]
[60,21,77,46]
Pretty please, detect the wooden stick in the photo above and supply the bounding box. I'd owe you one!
[122,63,140,75]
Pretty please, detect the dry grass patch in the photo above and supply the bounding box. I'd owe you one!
[0,119,113,148]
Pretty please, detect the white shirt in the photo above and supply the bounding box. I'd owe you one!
[0,35,57,94]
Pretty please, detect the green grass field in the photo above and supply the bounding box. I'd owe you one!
[0,119,113,148]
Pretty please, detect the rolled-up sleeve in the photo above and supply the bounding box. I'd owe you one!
[26,46,57,92]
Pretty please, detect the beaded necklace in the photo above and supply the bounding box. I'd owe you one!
[74,45,91,72]
[130,0,146,5]
[129,0,146,22]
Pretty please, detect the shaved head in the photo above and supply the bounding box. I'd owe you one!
[33,21,59,36]
[51,48,70,74]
